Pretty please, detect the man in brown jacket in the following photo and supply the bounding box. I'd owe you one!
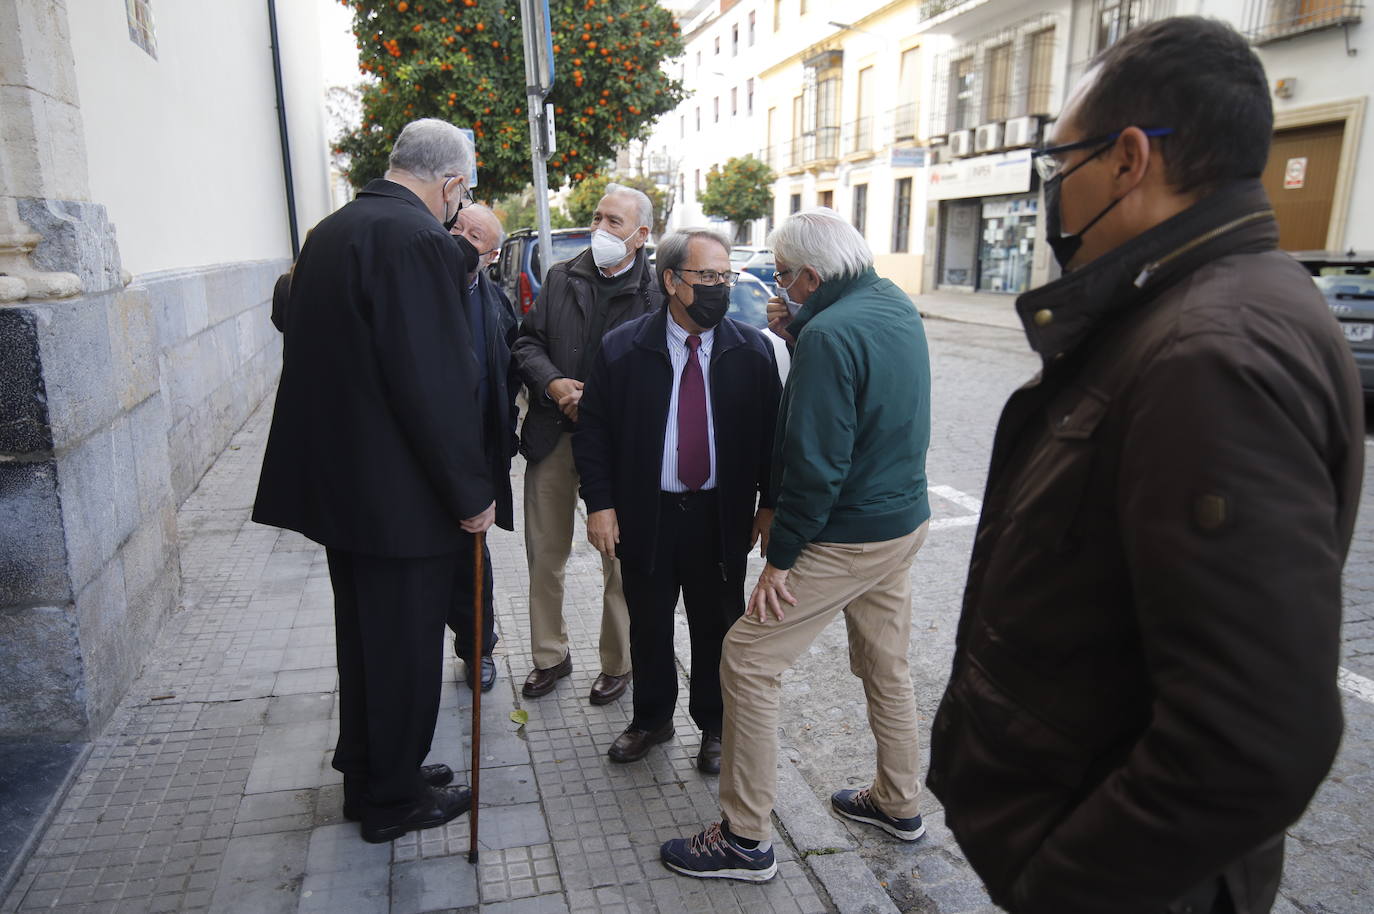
[928,18,1364,914]
[510,184,662,703]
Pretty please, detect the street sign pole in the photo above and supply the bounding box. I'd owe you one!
[519,0,556,282]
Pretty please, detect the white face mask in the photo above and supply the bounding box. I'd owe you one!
[591,228,633,269]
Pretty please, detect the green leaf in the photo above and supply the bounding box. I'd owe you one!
[510,709,529,727]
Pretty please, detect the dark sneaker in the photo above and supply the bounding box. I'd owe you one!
[660,822,777,882]
[830,787,925,841]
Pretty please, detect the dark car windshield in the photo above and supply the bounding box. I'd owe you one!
[728,277,772,329]
[532,233,591,276]
[1314,269,1374,299]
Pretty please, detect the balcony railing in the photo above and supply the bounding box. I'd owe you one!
[892,104,919,142]
[1242,0,1362,43]
[845,117,874,155]
[806,126,841,164]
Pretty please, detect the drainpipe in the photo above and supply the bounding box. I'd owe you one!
[266,0,301,258]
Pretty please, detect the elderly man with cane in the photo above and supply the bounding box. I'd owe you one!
[254,118,492,844]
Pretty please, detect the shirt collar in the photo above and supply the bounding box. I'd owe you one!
[666,311,714,350]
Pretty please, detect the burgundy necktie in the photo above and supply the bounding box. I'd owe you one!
[677,335,709,491]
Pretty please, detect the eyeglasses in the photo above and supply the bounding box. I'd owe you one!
[678,268,738,286]
[771,268,795,284]
[1032,128,1174,182]
[443,174,476,208]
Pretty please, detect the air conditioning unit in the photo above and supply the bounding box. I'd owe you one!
[947,130,973,158]
[1003,115,1041,148]
[974,122,1003,153]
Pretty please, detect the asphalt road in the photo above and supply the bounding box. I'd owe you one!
[763,316,1374,914]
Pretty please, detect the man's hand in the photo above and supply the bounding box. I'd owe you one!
[766,297,795,342]
[750,508,774,558]
[461,501,496,533]
[747,562,796,623]
[587,508,619,558]
[548,377,585,422]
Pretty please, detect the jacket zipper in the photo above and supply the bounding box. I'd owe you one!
[1133,210,1274,288]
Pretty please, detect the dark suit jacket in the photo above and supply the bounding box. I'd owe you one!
[253,179,493,557]
[573,310,781,573]
[473,271,519,531]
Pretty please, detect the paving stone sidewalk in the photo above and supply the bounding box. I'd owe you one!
[0,394,839,914]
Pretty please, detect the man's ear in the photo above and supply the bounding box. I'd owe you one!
[1113,127,1153,191]
[636,226,650,248]
[662,269,679,298]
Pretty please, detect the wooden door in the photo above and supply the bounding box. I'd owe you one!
[1261,121,1344,250]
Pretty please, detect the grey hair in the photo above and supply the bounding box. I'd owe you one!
[388,118,474,183]
[767,207,873,282]
[463,203,506,248]
[656,227,733,293]
[603,182,654,230]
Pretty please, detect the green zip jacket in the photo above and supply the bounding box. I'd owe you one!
[767,266,932,570]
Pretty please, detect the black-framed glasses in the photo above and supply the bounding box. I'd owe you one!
[678,268,738,286]
[771,268,795,284]
[1032,127,1174,182]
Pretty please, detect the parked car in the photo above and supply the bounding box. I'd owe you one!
[729,272,791,383]
[1294,250,1374,398]
[731,246,775,284]
[494,227,591,319]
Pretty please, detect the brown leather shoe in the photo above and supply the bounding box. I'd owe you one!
[607,722,674,763]
[696,731,722,775]
[588,671,630,705]
[522,653,573,698]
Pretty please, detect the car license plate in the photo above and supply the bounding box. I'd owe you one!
[1342,322,1373,343]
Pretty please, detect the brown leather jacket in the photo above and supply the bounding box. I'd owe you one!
[510,246,661,462]
[928,181,1364,914]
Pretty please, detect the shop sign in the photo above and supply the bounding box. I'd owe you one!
[890,147,928,168]
[928,148,1033,200]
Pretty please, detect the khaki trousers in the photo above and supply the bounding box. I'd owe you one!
[523,433,631,674]
[718,521,929,841]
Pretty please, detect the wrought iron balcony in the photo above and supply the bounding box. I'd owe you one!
[1242,0,1362,43]
[845,117,875,155]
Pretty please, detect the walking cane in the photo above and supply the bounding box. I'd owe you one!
[468,531,485,864]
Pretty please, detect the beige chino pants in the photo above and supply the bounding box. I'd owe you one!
[718,521,929,841]
[522,433,631,675]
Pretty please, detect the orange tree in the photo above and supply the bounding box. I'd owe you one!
[335,0,685,198]
[698,155,776,242]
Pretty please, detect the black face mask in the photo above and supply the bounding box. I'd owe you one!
[683,281,730,330]
[1043,141,1124,272]
[452,233,480,274]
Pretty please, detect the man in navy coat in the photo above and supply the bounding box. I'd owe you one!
[574,227,781,772]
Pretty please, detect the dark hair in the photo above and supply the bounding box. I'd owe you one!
[1074,17,1272,194]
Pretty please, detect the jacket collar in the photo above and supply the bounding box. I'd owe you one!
[569,245,653,292]
[789,266,880,336]
[1016,179,1278,362]
[359,178,434,217]
[633,305,748,356]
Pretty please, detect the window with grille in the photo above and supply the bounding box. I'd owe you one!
[1243,0,1364,43]
[952,57,975,131]
[1027,27,1055,116]
[749,11,757,45]
[983,43,1012,122]
[126,0,157,58]
[895,48,920,141]
[748,79,755,116]
[892,178,912,253]
[733,24,739,55]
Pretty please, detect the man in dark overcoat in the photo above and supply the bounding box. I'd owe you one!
[254,118,491,844]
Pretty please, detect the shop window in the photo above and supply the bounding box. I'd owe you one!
[892,178,912,253]
[126,0,157,59]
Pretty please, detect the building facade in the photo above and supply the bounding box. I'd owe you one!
[1,0,336,743]
[647,0,1369,298]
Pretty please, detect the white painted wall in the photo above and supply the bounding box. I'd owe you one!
[67,0,335,275]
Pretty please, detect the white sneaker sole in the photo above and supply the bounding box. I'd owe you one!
[663,859,778,882]
[833,805,926,841]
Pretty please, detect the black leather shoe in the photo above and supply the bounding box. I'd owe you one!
[589,671,630,705]
[522,653,572,698]
[607,722,674,763]
[697,731,722,775]
[343,764,455,821]
[360,784,471,844]
[464,655,497,692]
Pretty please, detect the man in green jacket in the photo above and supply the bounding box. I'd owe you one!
[661,208,933,882]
